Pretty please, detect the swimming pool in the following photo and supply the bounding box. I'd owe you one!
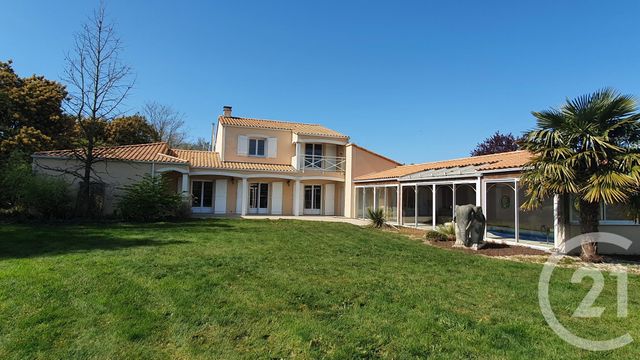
[487,227,554,243]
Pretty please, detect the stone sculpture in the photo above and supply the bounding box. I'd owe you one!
[454,204,486,248]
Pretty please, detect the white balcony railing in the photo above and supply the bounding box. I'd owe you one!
[301,155,346,172]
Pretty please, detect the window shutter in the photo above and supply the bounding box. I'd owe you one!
[267,137,277,158]
[237,135,248,155]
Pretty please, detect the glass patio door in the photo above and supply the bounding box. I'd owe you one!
[304,185,322,215]
[249,183,269,214]
[304,144,323,168]
[192,181,214,213]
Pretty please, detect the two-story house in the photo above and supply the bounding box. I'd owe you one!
[185,105,353,216]
[32,106,400,217]
[29,106,640,254]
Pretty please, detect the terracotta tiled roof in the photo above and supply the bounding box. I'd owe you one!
[33,142,188,164]
[172,149,222,168]
[171,149,296,172]
[34,143,297,172]
[355,150,531,181]
[219,116,348,139]
[475,150,531,170]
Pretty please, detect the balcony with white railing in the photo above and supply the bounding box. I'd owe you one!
[301,155,346,172]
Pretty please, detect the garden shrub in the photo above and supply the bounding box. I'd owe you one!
[0,152,72,219]
[117,174,182,221]
[424,230,448,242]
[0,151,32,210]
[23,175,73,219]
[175,201,193,219]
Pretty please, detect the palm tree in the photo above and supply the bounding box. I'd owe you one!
[520,89,640,261]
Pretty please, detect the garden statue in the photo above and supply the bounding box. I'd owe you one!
[454,205,486,249]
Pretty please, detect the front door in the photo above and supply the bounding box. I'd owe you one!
[249,183,269,214]
[304,185,322,215]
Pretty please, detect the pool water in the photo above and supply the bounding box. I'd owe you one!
[487,227,554,243]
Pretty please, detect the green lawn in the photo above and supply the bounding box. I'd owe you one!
[0,219,639,359]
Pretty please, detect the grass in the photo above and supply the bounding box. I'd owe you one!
[0,219,639,359]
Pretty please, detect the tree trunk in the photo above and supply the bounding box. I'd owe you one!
[578,199,602,262]
[76,139,95,217]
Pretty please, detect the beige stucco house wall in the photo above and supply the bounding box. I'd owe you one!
[31,157,167,215]
[223,126,295,165]
[344,144,401,218]
[564,224,640,254]
[28,109,367,218]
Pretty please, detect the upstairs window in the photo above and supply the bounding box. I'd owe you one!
[237,135,276,158]
[248,138,266,156]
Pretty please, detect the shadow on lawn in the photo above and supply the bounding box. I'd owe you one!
[0,231,188,259]
[0,218,245,259]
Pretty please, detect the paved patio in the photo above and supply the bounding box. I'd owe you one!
[192,213,369,226]
[240,215,370,226]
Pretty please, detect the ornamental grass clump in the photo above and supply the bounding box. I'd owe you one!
[424,230,448,242]
[366,208,386,228]
[435,223,456,241]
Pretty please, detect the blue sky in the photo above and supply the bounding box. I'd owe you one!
[2,0,639,164]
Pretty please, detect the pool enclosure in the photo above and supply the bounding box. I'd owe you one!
[483,179,555,246]
[354,167,557,246]
[399,182,479,228]
[354,185,399,223]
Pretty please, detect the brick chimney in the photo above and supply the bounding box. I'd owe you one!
[223,105,232,117]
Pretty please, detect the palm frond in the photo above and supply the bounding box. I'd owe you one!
[521,88,640,211]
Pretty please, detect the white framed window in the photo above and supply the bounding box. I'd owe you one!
[248,138,266,157]
[568,196,637,225]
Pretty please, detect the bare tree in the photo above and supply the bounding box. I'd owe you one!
[175,137,211,151]
[142,101,186,147]
[193,137,211,151]
[61,3,134,215]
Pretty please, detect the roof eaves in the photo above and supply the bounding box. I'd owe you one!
[218,115,319,127]
[354,177,399,183]
[295,131,349,139]
[220,122,295,133]
[479,166,525,173]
